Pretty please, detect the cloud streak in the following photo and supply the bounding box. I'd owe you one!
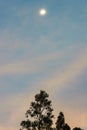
[0,50,65,75]
[41,47,87,93]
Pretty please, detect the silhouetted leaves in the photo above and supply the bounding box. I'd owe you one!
[56,112,65,130]
[56,112,71,130]
[20,90,54,130]
[20,90,83,130]
[73,127,83,130]
[63,123,71,130]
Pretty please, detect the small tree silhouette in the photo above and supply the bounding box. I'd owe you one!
[63,124,70,130]
[73,127,83,130]
[20,90,54,130]
[56,112,65,130]
[56,112,70,130]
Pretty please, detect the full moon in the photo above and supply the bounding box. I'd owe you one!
[39,9,47,16]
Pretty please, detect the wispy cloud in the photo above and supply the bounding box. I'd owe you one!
[40,47,87,93]
[0,43,85,76]
[0,50,65,75]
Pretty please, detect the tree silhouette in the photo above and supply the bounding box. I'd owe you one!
[56,112,65,130]
[20,90,83,130]
[63,123,70,130]
[56,112,71,130]
[73,127,83,130]
[20,90,54,130]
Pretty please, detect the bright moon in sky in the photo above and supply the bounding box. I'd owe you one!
[39,9,47,16]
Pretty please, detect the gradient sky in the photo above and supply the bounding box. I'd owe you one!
[0,0,87,130]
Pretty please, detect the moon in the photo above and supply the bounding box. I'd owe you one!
[39,9,47,16]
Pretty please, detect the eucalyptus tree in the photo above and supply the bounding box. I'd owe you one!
[20,90,54,130]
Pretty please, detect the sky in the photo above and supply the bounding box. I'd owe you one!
[0,0,87,130]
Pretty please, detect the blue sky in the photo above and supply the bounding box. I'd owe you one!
[0,0,87,130]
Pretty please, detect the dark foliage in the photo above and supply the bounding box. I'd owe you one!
[20,90,54,130]
[63,123,71,130]
[20,90,83,130]
[56,112,65,130]
[56,112,71,130]
[73,127,83,130]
